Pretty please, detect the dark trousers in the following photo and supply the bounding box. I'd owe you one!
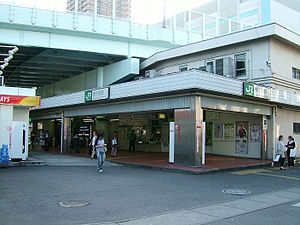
[279,157,285,167]
[289,157,295,167]
[287,149,294,166]
[128,141,135,152]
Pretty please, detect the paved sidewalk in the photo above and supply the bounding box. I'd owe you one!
[83,187,300,225]
[107,153,272,174]
[29,152,119,167]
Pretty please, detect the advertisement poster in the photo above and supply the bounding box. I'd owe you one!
[250,124,261,142]
[235,121,248,154]
[205,122,213,146]
[224,123,235,141]
[214,123,223,141]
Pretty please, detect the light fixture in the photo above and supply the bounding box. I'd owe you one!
[8,47,18,55]
[4,55,13,62]
[0,62,9,70]
[110,118,119,122]
[0,71,3,75]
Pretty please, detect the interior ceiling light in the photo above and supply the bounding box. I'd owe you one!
[0,62,9,70]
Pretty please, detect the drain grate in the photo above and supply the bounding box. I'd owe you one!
[59,200,90,208]
[222,189,251,195]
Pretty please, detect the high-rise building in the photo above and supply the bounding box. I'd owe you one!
[66,0,131,19]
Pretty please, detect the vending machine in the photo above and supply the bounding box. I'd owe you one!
[9,121,28,161]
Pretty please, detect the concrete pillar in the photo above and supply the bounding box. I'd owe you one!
[96,67,104,87]
[62,117,71,153]
[174,96,203,167]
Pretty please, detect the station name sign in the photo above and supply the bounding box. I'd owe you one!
[243,82,271,100]
[0,94,41,106]
[85,87,110,102]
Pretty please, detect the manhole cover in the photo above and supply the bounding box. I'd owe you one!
[222,189,251,195]
[59,200,90,208]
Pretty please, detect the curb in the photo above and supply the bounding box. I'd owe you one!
[107,160,272,175]
[7,158,47,167]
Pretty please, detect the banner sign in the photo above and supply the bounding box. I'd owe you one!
[85,87,109,102]
[0,95,40,106]
[243,82,271,99]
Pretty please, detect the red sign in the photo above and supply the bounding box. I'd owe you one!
[0,94,40,106]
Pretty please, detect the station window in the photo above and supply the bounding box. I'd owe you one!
[206,61,214,73]
[292,67,300,80]
[235,53,246,77]
[293,123,300,134]
[179,65,188,72]
[215,59,224,75]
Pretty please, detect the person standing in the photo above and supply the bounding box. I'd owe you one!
[128,129,137,152]
[271,135,286,170]
[44,130,49,151]
[111,131,119,157]
[286,136,296,167]
[95,133,107,173]
[89,131,98,159]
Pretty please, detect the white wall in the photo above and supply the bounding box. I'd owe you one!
[276,108,300,157]
[37,68,99,98]
[205,111,262,159]
[103,58,140,86]
[13,108,29,122]
[271,0,300,34]
[270,37,300,92]
[0,86,36,96]
[0,105,13,148]
[37,58,140,98]
[151,39,270,81]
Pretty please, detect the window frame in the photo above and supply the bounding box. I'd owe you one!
[293,123,300,134]
[292,67,300,80]
[235,53,247,78]
[215,58,224,75]
[206,61,215,74]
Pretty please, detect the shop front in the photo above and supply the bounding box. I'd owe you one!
[204,110,263,159]
[66,111,173,155]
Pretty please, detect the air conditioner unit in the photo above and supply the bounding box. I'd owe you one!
[145,70,157,78]
[0,76,4,86]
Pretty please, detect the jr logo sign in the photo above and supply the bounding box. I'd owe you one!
[84,90,92,102]
[244,83,255,96]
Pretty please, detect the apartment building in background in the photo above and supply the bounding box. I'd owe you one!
[164,0,300,39]
[66,0,131,19]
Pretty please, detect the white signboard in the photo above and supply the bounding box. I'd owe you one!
[254,85,271,99]
[169,122,175,163]
[92,87,109,101]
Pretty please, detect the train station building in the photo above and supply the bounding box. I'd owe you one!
[29,23,300,167]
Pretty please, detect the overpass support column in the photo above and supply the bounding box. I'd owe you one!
[62,115,71,154]
[174,96,203,167]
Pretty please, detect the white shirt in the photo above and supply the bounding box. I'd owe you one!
[277,141,286,157]
[92,136,97,146]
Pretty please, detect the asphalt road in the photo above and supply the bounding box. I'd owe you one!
[0,152,299,225]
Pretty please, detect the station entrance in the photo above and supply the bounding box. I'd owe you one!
[31,107,269,170]
[33,111,174,161]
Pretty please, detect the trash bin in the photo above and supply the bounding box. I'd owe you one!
[0,144,9,168]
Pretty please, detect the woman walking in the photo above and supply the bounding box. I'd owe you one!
[271,135,286,170]
[89,131,98,159]
[95,133,107,173]
[111,131,119,157]
[286,136,296,168]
